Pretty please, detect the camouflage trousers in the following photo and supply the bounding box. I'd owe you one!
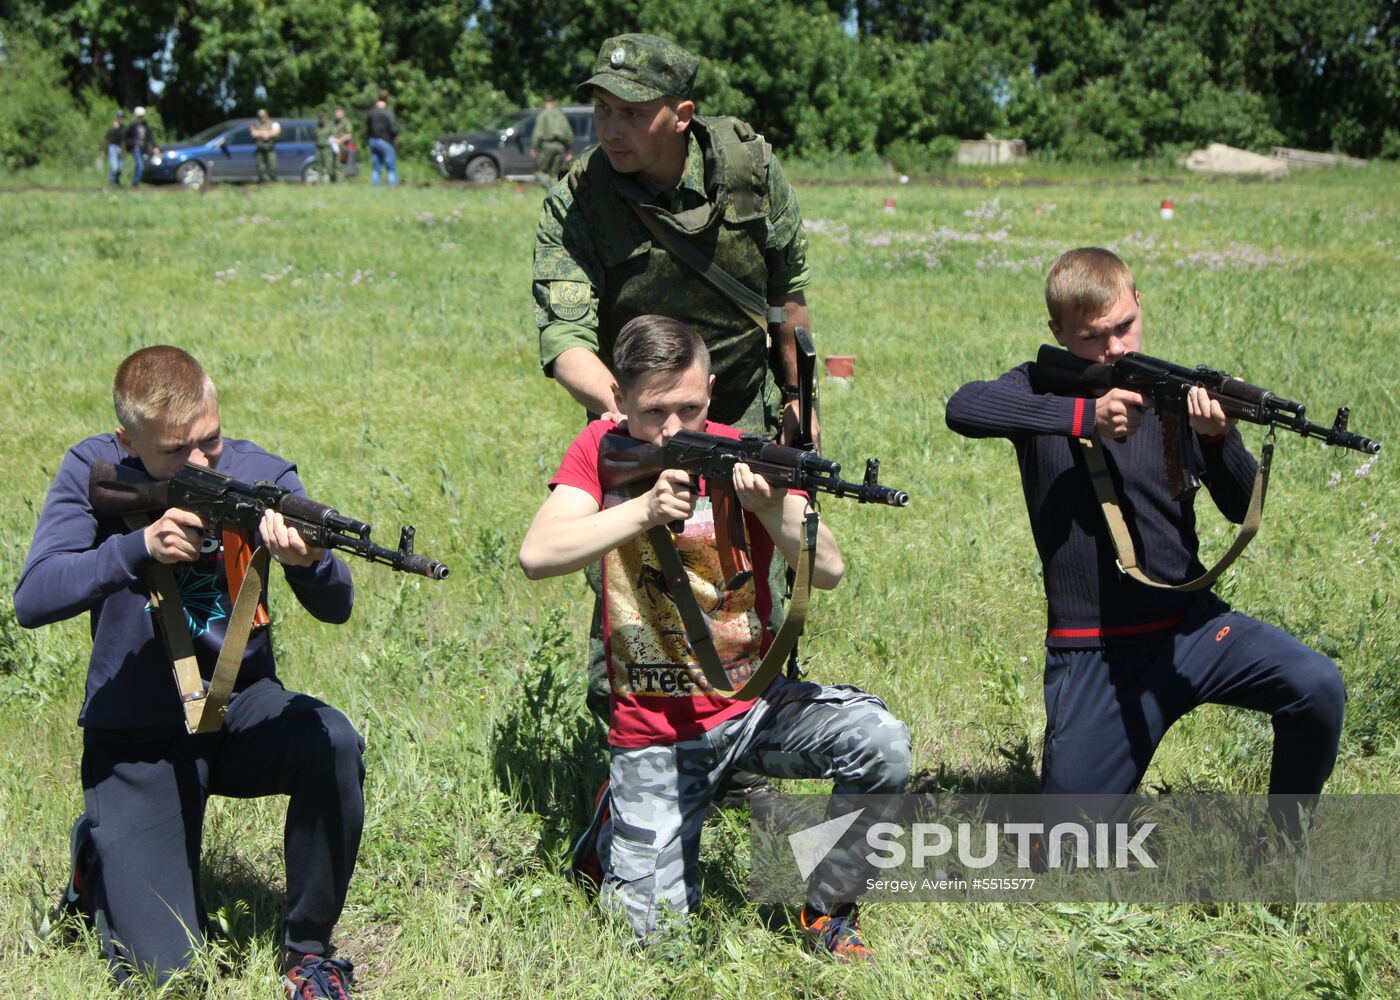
[598,679,911,941]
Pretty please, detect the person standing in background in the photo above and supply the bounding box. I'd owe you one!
[104,110,126,186]
[531,98,574,188]
[330,106,353,183]
[365,90,398,188]
[126,108,156,187]
[251,109,281,184]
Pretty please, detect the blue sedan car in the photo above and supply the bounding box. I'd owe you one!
[142,118,359,188]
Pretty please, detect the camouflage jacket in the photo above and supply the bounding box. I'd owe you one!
[532,107,574,150]
[532,115,810,427]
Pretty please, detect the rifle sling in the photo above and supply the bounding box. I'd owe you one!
[626,201,785,333]
[1078,436,1272,593]
[645,509,816,701]
[125,515,270,734]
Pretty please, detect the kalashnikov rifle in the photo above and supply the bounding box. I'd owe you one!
[89,460,449,579]
[1032,345,1381,591]
[87,459,448,735]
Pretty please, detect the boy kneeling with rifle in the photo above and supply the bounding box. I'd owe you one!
[519,315,910,960]
[15,346,364,997]
[945,248,1347,819]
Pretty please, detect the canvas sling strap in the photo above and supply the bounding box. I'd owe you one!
[625,201,785,334]
[645,508,817,701]
[125,515,271,734]
[1078,434,1274,592]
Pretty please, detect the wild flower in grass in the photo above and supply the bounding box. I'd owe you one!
[212,266,238,286]
[964,197,1010,223]
[1372,532,1382,546]
[1328,471,1342,488]
[439,242,458,250]
[1173,242,1299,272]
[234,214,274,225]
[805,218,850,240]
[1356,459,1375,478]
[866,234,892,247]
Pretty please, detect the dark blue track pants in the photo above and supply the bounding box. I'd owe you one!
[1040,602,1345,796]
[80,678,365,984]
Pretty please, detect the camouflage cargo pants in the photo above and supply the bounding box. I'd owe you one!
[597,679,911,941]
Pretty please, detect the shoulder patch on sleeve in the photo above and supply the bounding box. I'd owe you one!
[548,280,593,321]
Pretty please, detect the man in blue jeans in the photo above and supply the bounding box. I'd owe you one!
[104,110,126,185]
[365,90,398,187]
[126,107,156,187]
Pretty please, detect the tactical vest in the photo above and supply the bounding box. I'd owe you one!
[578,115,774,428]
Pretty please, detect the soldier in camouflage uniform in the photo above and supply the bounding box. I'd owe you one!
[532,33,821,761]
[251,109,280,183]
[531,99,574,188]
[520,316,909,958]
[314,112,335,181]
[329,107,352,183]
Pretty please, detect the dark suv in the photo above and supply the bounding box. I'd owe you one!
[141,118,359,188]
[431,106,596,183]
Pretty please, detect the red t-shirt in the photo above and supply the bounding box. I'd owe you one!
[550,419,783,748]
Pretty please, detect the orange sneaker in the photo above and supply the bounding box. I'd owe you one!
[799,903,874,964]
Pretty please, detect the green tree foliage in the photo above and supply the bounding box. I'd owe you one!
[2,0,1395,165]
[0,25,94,169]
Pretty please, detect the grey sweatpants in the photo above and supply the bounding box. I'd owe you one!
[599,679,911,939]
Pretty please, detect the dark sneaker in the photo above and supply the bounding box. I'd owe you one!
[712,769,775,811]
[57,813,97,929]
[568,780,611,893]
[799,903,874,964]
[283,955,354,999]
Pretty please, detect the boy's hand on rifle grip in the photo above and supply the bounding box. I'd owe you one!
[143,508,208,564]
[1095,388,1147,441]
[645,469,696,528]
[261,509,325,568]
[1186,385,1233,438]
[732,462,786,514]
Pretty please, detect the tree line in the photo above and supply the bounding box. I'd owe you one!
[1,0,1395,171]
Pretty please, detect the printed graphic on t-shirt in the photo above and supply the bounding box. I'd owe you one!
[606,497,762,696]
[144,531,229,638]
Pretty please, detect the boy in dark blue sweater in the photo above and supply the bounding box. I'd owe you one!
[945,248,1344,801]
[15,346,363,996]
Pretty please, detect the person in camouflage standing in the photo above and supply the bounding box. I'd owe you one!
[531,33,822,789]
[314,112,335,182]
[330,107,353,183]
[531,99,574,188]
[251,109,281,183]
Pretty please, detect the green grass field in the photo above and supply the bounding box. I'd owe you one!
[1,162,1397,998]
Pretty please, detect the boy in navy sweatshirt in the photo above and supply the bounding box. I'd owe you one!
[15,346,363,997]
[944,248,1344,803]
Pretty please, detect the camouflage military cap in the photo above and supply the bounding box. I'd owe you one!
[580,34,698,102]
